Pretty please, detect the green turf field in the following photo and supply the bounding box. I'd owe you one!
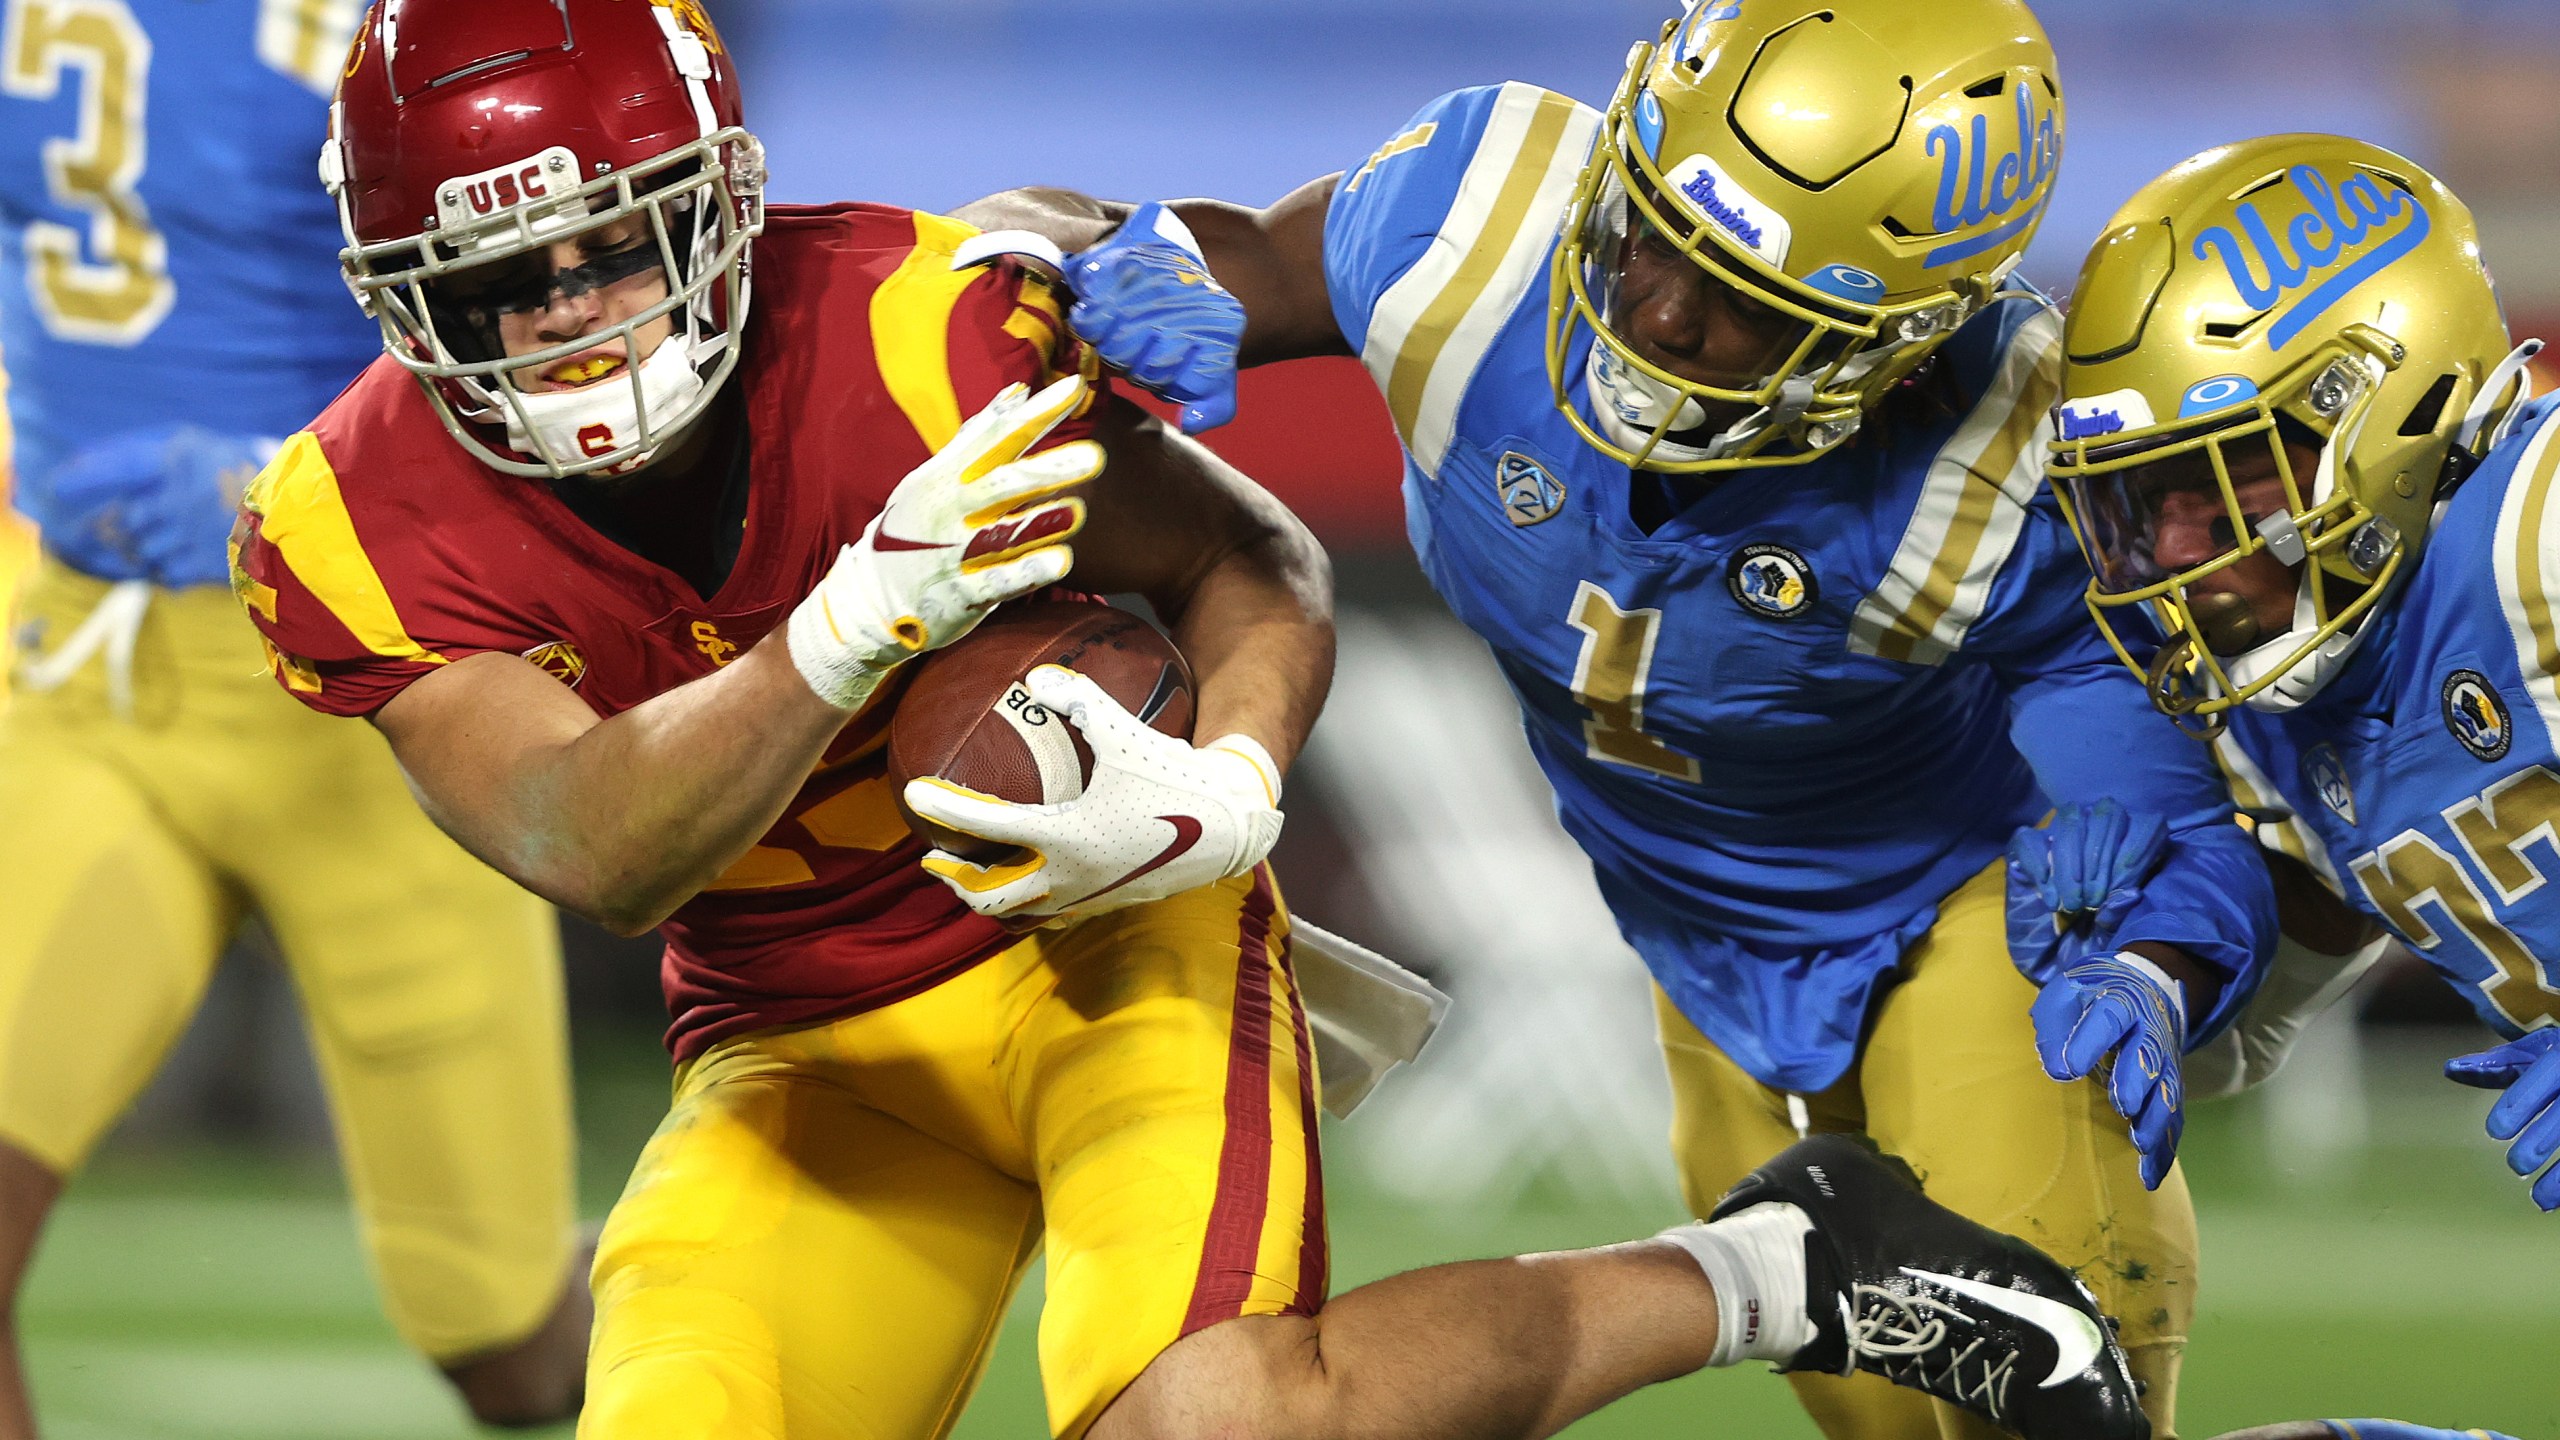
[23,1029,2559,1438]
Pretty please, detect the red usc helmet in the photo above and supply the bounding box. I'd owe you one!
[327,0,766,478]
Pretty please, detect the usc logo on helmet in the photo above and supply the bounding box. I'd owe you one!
[651,0,723,51]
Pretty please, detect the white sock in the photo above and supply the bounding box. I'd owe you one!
[1661,1202,1818,1366]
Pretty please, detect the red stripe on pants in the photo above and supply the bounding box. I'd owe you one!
[1283,926,1330,1313]
[1181,869,1280,1335]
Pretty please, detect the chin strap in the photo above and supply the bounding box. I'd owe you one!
[2457,335,2539,466]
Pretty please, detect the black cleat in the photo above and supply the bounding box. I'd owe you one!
[1711,1133,2150,1440]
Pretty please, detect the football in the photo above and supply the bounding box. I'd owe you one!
[887,600,1196,862]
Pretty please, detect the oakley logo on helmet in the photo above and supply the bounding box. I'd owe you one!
[1924,83,2060,267]
[2055,389,2155,442]
[2191,165,2432,350]
[435,146,581,231]
[2179,374,2261,417]
[1662,153,1789,266]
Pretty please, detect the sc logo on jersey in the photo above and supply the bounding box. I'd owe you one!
[1496,451,1566,527]
[2442,670,2513,761]
[1727,543,1816,621]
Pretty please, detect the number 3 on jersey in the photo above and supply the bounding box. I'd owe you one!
[1567,581,1700,782]
[3,0,172,342]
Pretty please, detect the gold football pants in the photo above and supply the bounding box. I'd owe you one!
[583,868,1323,1440]
[1658,858,2195,1439]
[0,560,576,1362]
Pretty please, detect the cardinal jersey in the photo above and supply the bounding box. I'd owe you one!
[2214,394,2560,1040]
[234,205,1095,1060]
[0,0,377,524]
[1326,83,2272,1090]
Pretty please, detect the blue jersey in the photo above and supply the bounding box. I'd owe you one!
[0,0,377,532]
[1325,84,2273,1090]
[2215,394,2560,1041]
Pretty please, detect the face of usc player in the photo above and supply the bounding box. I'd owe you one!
[444,214,679,393]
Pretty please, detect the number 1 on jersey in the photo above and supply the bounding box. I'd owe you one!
[1567,581,1699,782]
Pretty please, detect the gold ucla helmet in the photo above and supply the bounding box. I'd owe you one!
[1549,0,2063,471]
[2048,135,2531,729]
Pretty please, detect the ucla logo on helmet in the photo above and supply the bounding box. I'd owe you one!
[2054,388,2157,443]
[1496,451,1566,527]
[1922,80,2061,269]
[2180,375,2261,418]
[2441,669,2512,761]
[1727,543,1816,620]
[2193,164,2432,350]
[2302,743,2357,825]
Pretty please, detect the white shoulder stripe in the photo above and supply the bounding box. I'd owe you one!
[2213,735,2345,895]
[1849,304,2064,665]
[1360,83,1598,479]
[2493,406,2560,754]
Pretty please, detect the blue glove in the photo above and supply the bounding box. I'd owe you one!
[2031,951,2188,1190]
[44,425,273,588]
[2444,1028,2560,1212]
[2007,798,2172,982]
[1061,202,1245,434]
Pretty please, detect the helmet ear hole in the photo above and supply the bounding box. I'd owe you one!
[2397,372,2460,438]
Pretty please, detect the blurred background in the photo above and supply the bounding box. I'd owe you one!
[13,0,2560,1435]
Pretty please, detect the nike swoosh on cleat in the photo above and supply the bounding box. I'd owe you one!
[1084,815,1204,903]
[873,531,951,552]
[1898,1268,2104,1389]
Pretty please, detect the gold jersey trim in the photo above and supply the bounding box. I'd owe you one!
[242,432,445,669]
[1849,304,2063,666]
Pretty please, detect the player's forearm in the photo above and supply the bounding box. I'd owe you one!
[402,640,847,935]
[953,179,1348,365]
[1166,529,1336,778]
[528,639,849,933]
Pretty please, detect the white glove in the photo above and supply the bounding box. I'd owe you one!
[905,663,1285,921]
[787,375,1102,709]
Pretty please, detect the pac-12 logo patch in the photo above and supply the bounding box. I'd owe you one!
[1496,451,1565,527]
[2441,669,2512,761]
[522,640,588,688]
[1728,543,1816,620]
[2302,742,2356,825]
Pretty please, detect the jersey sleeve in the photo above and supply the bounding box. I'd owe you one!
[1323,83,1585,356]
[872,210,1109,455]
[229,431,475,717]
[2481,394,2560,756]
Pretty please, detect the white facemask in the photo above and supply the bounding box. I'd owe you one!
[498,331,712,472]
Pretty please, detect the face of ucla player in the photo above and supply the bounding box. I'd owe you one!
[1613,197,1814,438]
[2132,433,2326,655]
[460,213,678,392]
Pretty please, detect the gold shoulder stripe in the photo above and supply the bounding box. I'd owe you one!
[2495,407,2560,750]
[244,432,444,667]
[1850,307,2063,665]
[1381,90,1578,452]
[2211,734,2345,895]
[871,211,987,450]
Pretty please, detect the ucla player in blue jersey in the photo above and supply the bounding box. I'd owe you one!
[2036,136,2560,1242]
[955,2,2282,1435]
[0,0,584,1428]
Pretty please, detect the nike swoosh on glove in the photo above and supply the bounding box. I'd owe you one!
[2445,1028,2560,1212]
[2032,951,2188,1191]
[2006,798,2171,983]
[904,664,1283,923]
[1059,202,1245,434]
[787,376,1100,710]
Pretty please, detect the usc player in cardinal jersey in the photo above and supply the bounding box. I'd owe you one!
[232,3,2153,1438]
